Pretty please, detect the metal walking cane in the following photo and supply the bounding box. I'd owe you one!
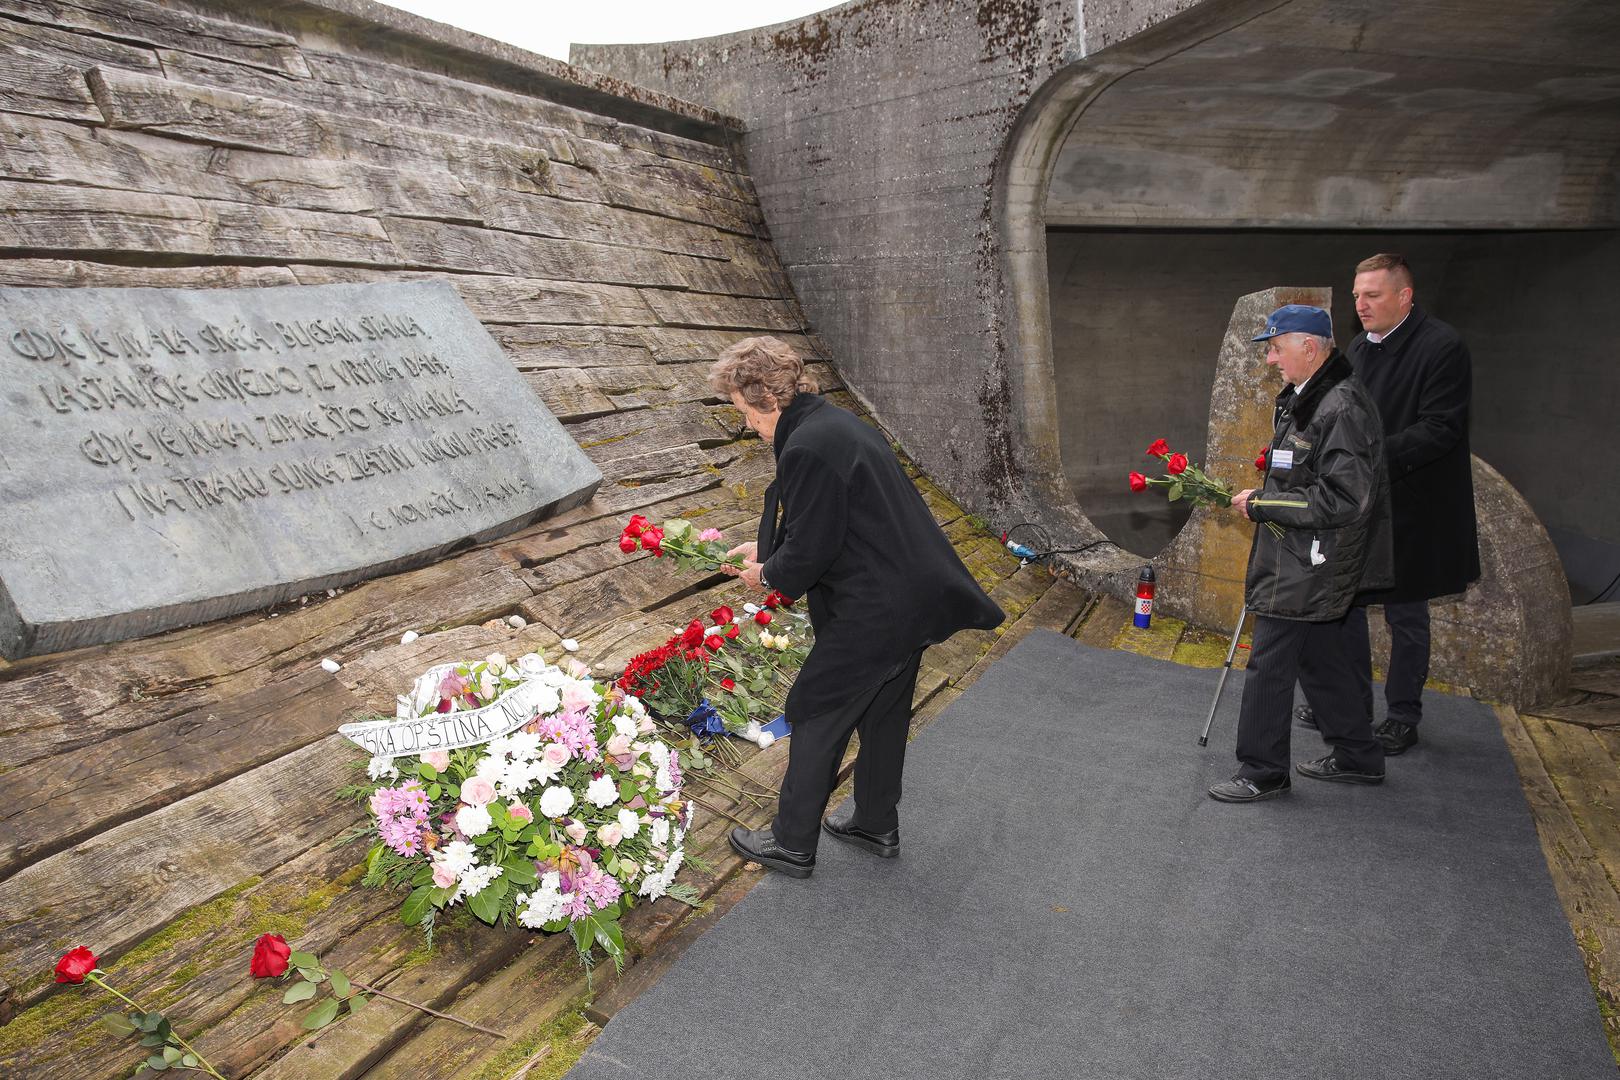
[1197,604,1250,746]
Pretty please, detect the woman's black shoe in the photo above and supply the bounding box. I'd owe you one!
[729,827,815,878]
[821,804,899,858]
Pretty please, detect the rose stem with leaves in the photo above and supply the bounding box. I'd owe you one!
[87,973,229,1080]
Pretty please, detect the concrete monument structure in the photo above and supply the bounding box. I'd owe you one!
[578,0,1619,704]
[0,280,601,657]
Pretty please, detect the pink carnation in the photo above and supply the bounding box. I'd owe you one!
[698,528,723,542]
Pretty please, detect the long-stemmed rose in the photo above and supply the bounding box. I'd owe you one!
[55,946,230,1078]
[252,933,504,1038]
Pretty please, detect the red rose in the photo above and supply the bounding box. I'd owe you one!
[618,535,637,554]
[681,620,705,648]
[624,515,649,537]
[639,526,664,554]
[54,946,98,984]
[1128,472,1148,493]
[250,933,291,979]
[704,633,724,651]
[720,677,736,691]
[1146,438,1171,457]
[754,611,772,626]
[1255,447,1268,471]
[725,624,740,640]
[710,606,733,626]
[1167,453,1188,475]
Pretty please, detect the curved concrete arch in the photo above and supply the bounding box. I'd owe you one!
[992,0,1286,570]
[998,0,1620,560]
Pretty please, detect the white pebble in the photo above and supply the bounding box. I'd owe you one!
[400,630,419,645]
[320,658,342,673]
[507,615,527,629]
[561,638,579,652]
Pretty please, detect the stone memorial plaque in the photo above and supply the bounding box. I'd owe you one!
[0,280,602,658]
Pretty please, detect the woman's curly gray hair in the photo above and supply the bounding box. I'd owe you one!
[708,336,819,410]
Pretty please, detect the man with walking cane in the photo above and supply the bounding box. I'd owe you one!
[1207,304,1395,803]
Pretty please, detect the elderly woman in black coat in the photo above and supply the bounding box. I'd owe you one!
[709,336,1003,877]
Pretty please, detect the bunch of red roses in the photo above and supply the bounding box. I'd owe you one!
[618,515,743,574]
[1128,437,1236,510]
[1126,438,1281,535]
[618,608,740,718]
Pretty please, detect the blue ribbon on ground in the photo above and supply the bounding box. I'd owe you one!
[687,700,727,738]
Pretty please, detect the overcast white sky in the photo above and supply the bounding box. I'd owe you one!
[377,2,838,63]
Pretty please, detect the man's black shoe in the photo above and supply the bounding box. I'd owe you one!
[1296,754,1385,785]
[728,827,814,878]
[1207,775,1291,803]
[1377,718,1419,755]
[822,804,899,858]
[1295,704,1319,730]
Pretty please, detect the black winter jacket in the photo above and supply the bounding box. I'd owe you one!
[1347,306,1480,603]
[1245,351,1394,621]
[758,394,1004,720]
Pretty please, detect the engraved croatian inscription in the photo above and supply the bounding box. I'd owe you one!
[0,281,602,658]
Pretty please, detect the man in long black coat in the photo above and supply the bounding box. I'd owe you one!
[1299,254,1480,755]
[707,336,1004,877]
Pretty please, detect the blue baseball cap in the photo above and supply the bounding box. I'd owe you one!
[1252,304,1332,341]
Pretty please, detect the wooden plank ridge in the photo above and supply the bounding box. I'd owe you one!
[152,46,581,166]
[0,41,108,122]
[0,668,361,883]
[640,290,807,332]
[86,66,326,156]
[83,65,563,197]
[0,12,164,72]
[1496,707,1620,1057]
[0,0,311,79]
[0,257,298,289]
[157,43,743,176]
[284,266,659,328]
[0,178,404,266]
[0,114,485,228]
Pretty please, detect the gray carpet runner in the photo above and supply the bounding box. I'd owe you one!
[568,630,1615,1079]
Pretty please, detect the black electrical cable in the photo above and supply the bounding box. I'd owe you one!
[1000,522,1118,561]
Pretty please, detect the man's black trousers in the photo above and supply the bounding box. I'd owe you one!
[772,650,923,854]
[1342,601,1431,726]
[1237,612,1384,784]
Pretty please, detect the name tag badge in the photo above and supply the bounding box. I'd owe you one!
[1271,448,1295,471]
